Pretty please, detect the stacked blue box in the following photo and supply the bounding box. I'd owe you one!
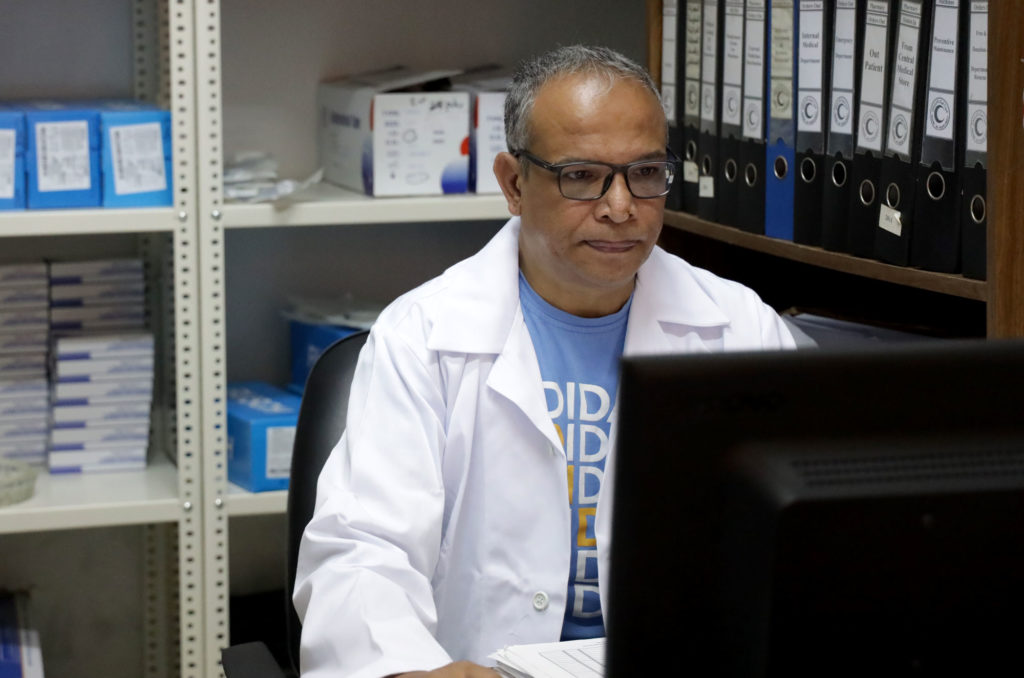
[0,262,50,467]
[0,107,26,210]
[0,592,45,678]
[49,332,154,473]
[227,381,302,492]
[93,100,173,207]
[21,101,102,209]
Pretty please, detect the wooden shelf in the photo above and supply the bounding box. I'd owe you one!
[664,211,988,302]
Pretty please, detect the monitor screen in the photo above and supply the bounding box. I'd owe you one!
[606,339,1024,677]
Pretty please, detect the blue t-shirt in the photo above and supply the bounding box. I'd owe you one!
[519,273,631,641]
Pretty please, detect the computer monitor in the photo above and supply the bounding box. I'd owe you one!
[605,339,1024,677]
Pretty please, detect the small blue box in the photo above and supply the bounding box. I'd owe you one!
[289,319,362,393]
[0,108,26,210]
[227,381,302,492]
[22,102,102,209]
[94,101,173,207]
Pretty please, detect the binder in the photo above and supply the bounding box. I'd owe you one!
[821,0,863,252]
[847,0,898,258]
[737,0,768,234]
[959,1,988,280]
[793,0,833,246]
[764,0,798,240]
[697,0,724,221]
[662,1,685,211]
[680,0,704,214]
[873,0,931,265]
[910,0,965,272]
[715,0,746,227]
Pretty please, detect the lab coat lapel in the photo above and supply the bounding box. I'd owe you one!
[487,314,565,455]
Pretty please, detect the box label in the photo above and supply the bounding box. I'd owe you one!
[266,426,296,478]
[0,129,14,199]
[110,122,167,195]
[35,120,91,192]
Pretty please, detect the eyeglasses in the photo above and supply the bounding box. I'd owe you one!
[512,149,679,200]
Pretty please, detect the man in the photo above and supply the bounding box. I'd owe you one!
[294,45,795,678]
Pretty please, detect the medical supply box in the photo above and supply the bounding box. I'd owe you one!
[21,101,102,209]
[451,70,511,194]
[288,319,363,394]
[94,100,173,207]
[317,67,471,196]
[0,108,26,210]
[227,381,302,492]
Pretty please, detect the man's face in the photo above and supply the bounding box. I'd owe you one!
[497,73,668,317]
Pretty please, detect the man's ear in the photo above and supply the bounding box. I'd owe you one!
[493,151,523,216]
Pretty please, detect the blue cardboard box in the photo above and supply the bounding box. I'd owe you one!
[22,102,102,209]
[289,319,362,393]
[0,108,26,210]
[95,101,173,207]
[227,381,302,492]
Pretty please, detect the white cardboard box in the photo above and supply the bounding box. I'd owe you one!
[52,401,151,426]
[53,331,153,359]
[452,71,511,194]
[49,447,146,473]
[317,68,471,197]
[48,258,143,283]
[0,262,47,288]
[52,378,153,405]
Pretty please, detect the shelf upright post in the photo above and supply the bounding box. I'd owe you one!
[987,2,1024,338]
[134,0,208,675]
[193,0,232,675]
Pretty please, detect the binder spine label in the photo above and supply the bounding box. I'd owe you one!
[797,1,826,136]
[662,0,680,124]
[965,2,988,159]
[857,0,891,153]
[828,0,858,149]
[923,0,960,146]
[885,0,923,160]
[743,0,767,140]
[769,0,795,143]
[684,0,703,125]
[722,0,745,130]
[700,0,720,134]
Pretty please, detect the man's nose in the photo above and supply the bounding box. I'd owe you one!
[601,172,636,223]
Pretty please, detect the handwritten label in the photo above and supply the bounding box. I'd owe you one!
[879,203,903,236]
[742,0,766,139]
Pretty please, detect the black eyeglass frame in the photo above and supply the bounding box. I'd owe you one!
[511,148,680,201]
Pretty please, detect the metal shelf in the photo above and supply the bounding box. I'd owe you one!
[222,182,509,229]
[0,207,179,237]
[0,454,181,535]
[226,483,287,517]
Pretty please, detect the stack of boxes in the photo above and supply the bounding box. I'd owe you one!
[48,258,154,473]
[0,263,50,467]
[0,99,172,211]
[316,66,510,197]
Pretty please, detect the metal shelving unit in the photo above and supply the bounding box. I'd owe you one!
[0,1,202,677]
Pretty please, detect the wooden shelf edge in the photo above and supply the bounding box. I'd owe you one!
[663,211,988,302]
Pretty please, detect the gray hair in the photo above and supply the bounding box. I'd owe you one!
[504,45,663,153]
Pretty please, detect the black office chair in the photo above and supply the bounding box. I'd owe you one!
[221,329,370,678]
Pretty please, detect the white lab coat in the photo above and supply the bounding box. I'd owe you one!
[294,217,795,678]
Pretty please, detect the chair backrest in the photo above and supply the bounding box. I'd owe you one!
[284,329,369,673]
